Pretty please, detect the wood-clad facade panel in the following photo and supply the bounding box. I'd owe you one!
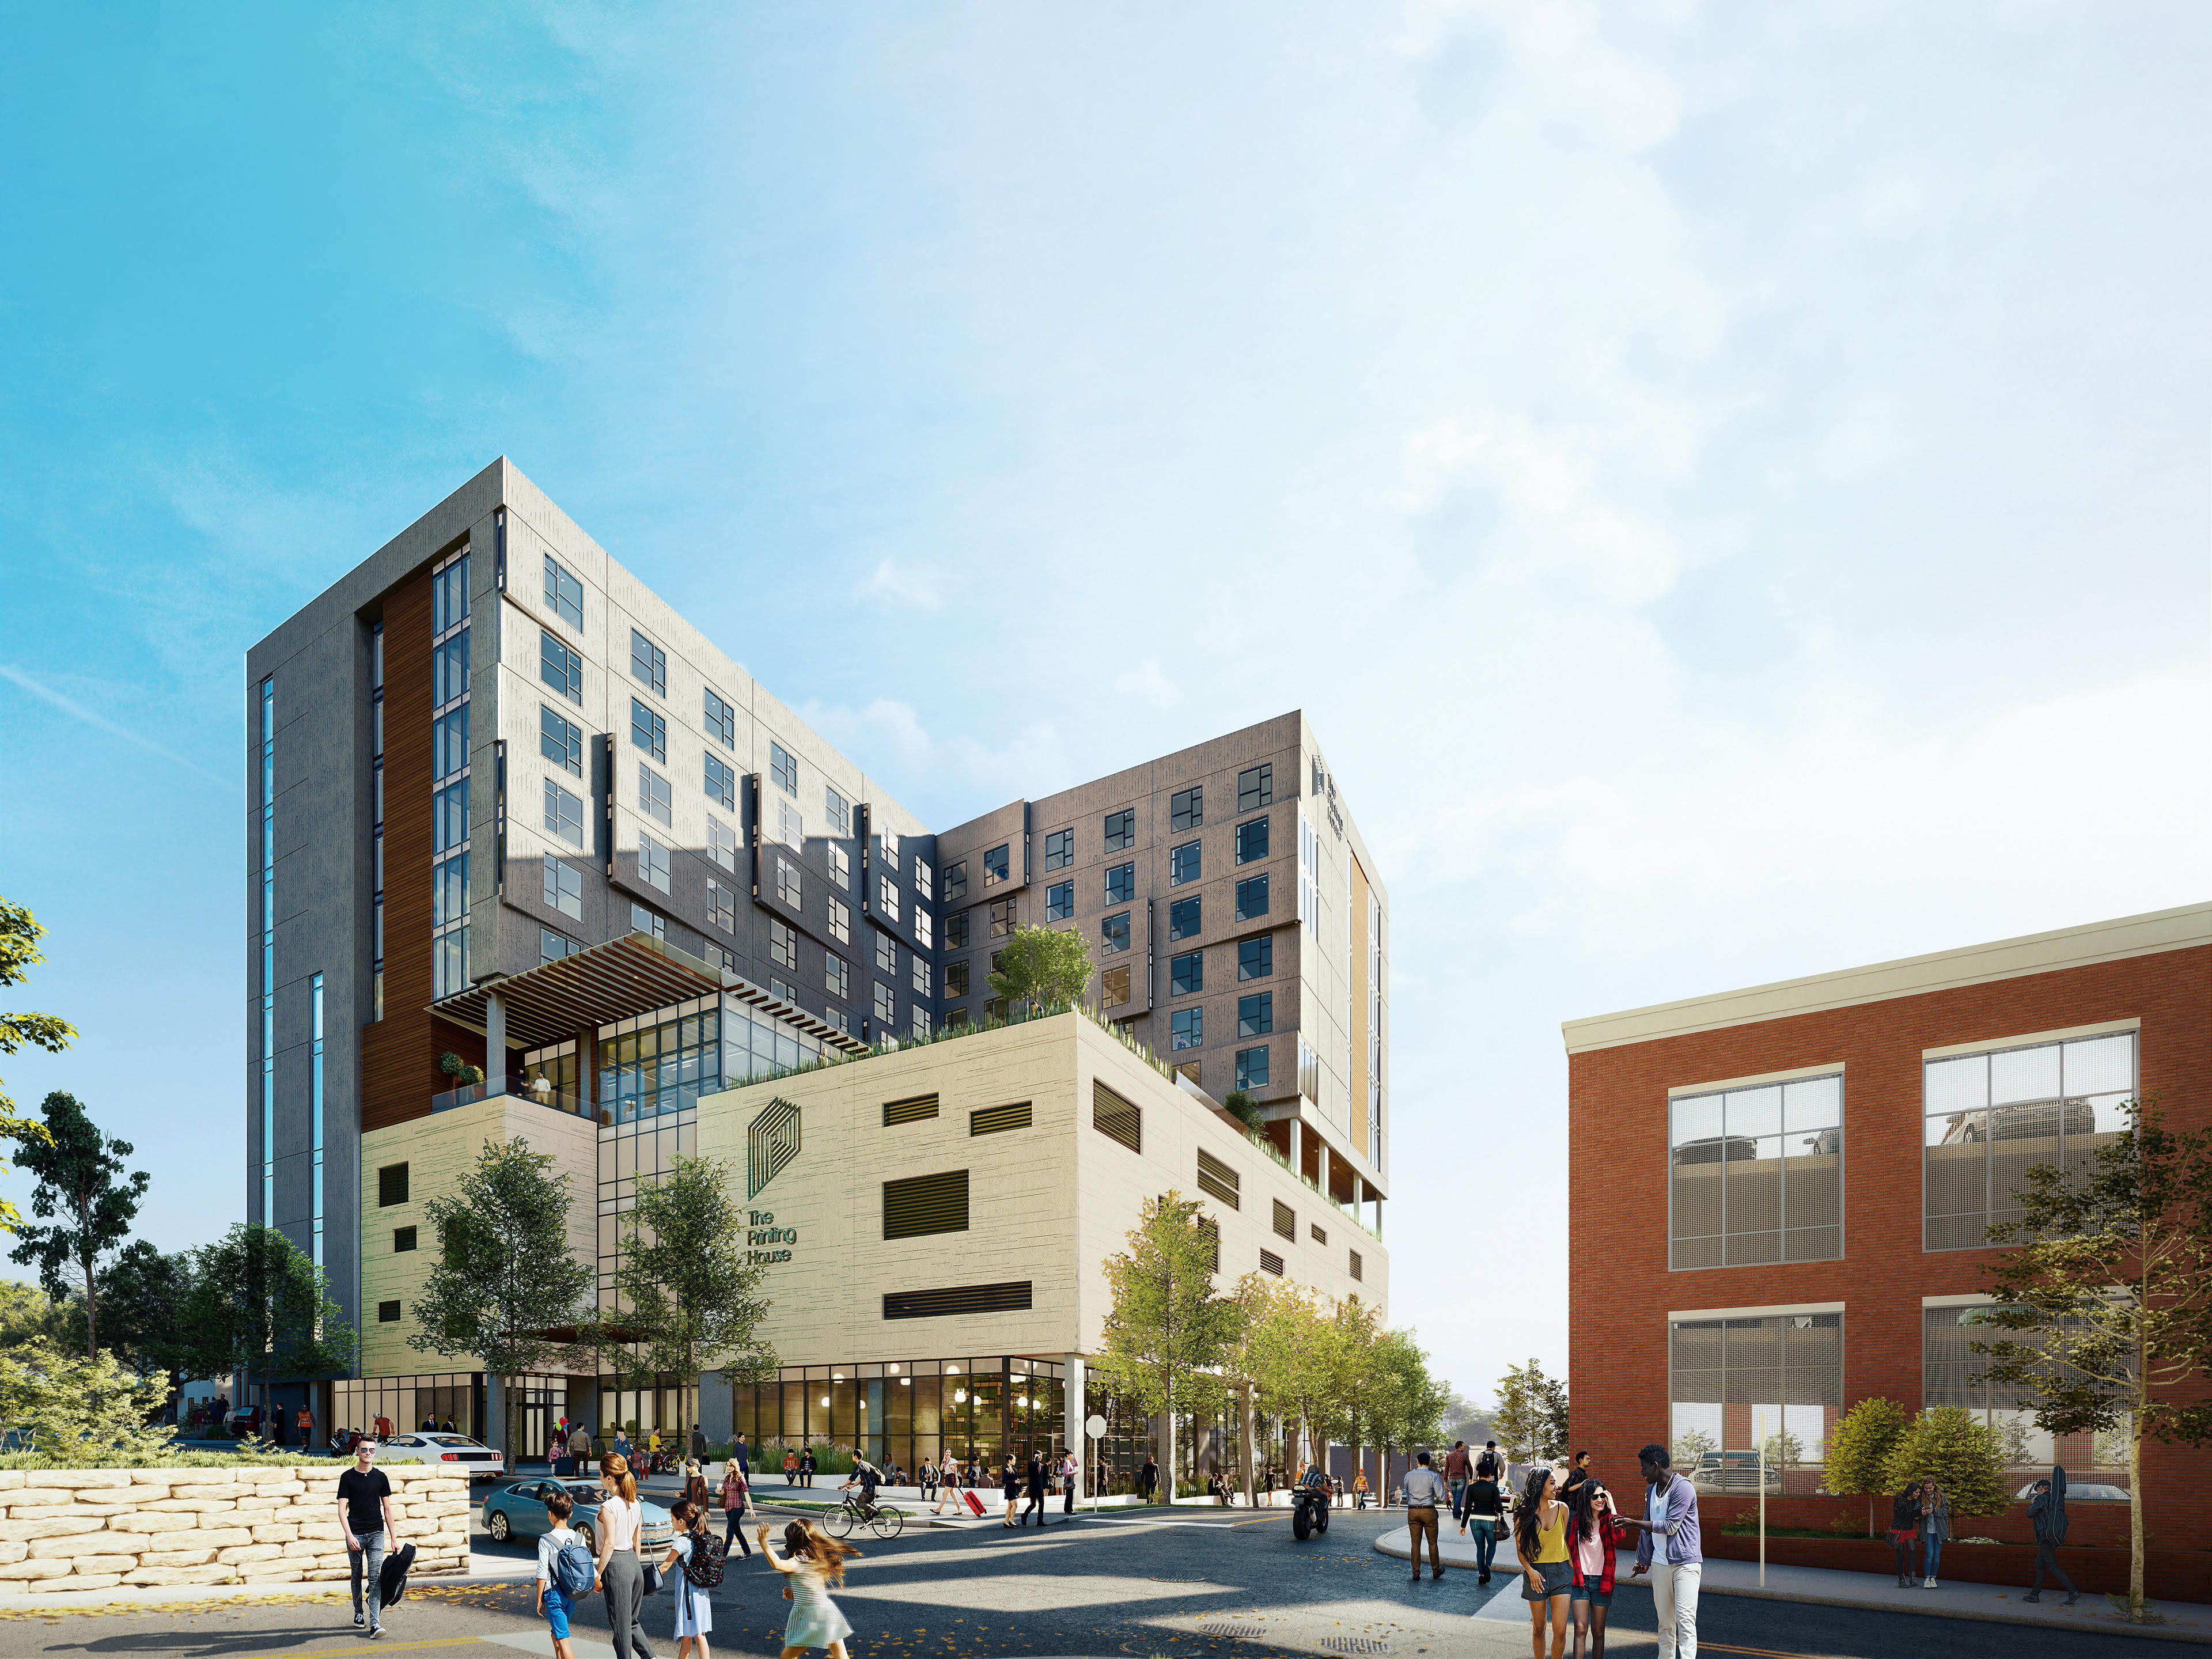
[361,567,440,1134]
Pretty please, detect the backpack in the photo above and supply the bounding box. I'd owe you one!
[681,1528,728,1590]
[553,1536,596,1597]
[1476,1452,1499,1479]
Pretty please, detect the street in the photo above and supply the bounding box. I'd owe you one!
[0,1505,2171,1659]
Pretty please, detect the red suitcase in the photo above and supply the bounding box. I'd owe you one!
[963,1490,987,1517]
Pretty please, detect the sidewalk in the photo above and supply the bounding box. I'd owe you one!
[0,1549,535,1615]
[1372,1525,2212,1643]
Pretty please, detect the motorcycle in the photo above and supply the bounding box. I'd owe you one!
[1290,1477,1331,1540]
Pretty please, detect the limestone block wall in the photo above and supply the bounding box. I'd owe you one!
[0,1465,471,1595]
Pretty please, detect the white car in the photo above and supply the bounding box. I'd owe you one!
[374,1432,507,1480]
[2014,1479,2128,1502]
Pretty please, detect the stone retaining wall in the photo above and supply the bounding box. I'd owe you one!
[0,1465,472,1595]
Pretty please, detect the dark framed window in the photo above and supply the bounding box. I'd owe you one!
[704,752,737,809]
[1107,862,1135,903]
[1170,950,1203,995]
[989,899,1014,938]
[709,879,737,933]
[540,706,583,776]
[1104,809,1135,850]
[1236,874,1268,921]
[378,1301,402,1323]
[1238,935,1272,980]
[1169,842,1200,885]
[638,763,672,826]
[1235,816,1269,864]
[543,781,584,849]
[542,854,582,919]
[393,1226,418,1253]
[874,982,895,1022]
[1100,911,1130,955]
[770,741,798,796]
[638,832,671,891]
[377,1164,408,1206]
[1238,991,1273,1037]
[945,959,969,997]
[942,861,968,903]
[912,955,931,995]
[704,687,736,748]
[1101,965,1130,1007]
[826,953,849,1000]
[770,920,797,971]
[824,786,851,835]
[1169,896,1200,941]
[1170,786,1203,831]
[1236,1045,1269,1092]
[876,933,897,975]
[540,927,580,964]
[1171,1007,1203,1050]
[630,629,666,695]
[1046,881,1074,921]
[543,555,584,630]
[540,629,582,703]
[631,698,665,760]
[945,908,970,949]
[1238,764,1272,813]
[1043,828,1073,870]
[983,844,1010,885]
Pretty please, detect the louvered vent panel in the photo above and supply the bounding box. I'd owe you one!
[1310,1223,1328,1245]
[378,1164,410,1207]
[1259,1249,1285,1277]
[1093,1081,1142,1153]
[882,1281,1033,1320]
[971,1101,1032,1137]
[1195,1149,1241,1210]
[1272,1199,1296,1241]
[884,1094,940,1126]
[1200,1215,1221,1273]
[883,1168,969,1240]
[1349,1249,1363,1282]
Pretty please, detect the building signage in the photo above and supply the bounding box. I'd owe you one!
[746,1209,796,1266]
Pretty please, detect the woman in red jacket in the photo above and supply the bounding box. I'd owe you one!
[1566,1480,1625,1659]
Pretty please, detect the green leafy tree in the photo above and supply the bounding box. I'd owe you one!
[1361,1327,1452,1491]
[0,1279,73,1348]
[0,897,69,1234]
[1096,1192,1240,1500]
[604,1153,777,1396]
[1975,1098,2212,1622]
[65,1242,197,1412]
[1826,1395,1911,1537]
[987,924,1093,1014]
[1222,1091,1265,1134]
[1238,1277,1346,1476]
[177,1224,354,1433]
[1879,1406,2009,1518]
[7,1092,147,1358]
[1671,1425,1717,1472]
[1331,1296,1383,1480]
[0,1338,172,1461]
[1494,1358,1568,1464]
[408,1137,596,1452]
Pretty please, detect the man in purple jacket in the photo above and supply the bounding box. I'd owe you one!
[1618,1442,1700,1659]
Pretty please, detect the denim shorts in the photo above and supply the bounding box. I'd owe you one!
[544,1585,573,1640]
[1522,1559,1573,1601]
[1571,1582,1611,1608]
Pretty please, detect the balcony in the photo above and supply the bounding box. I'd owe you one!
[430,1074,590,1119]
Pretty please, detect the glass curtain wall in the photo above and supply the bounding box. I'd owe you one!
[1669,1074,1843,1269]
[730,1357,1066,1480]
[1669,1312,1842,1495]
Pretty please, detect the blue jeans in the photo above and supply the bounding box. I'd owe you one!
[349,1528,387,1629]
[1923,1531,1942,1579]
[1473,1517,1499,1575]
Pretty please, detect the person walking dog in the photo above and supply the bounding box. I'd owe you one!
[1617,1444,1700,1659]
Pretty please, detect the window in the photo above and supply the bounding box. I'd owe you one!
[912,855,933,893]
[1094,1081,1142,1152]
[709,879,737,933]
[393,1226,418,1253]
[1924,1029,2135,1252]
[541,927,581,964]
[1239,991,1273,1037]
[1043,828,1073,870]
[1171,1007,1203,1049]
[911,954,931,995]
[912,1007,931,1040]
[870,933,896,975]
[632,904,665,940]
[869,874,896,924]
[1100,911,1130,955]
[1171,786,1202,831]
[543,780,584,849]
[989,899,1014,938]
[1671,1311,1843,1482]
[1236,1044,1269,1092]
[770,976,798,1003]
[630,629,665,695]
[1196,1148,1241,1209]
[1272,1199,1296,1241]
[1259,1248,1283,1277]
[631,698,666,761]
[542,855,582,919]
[944,909,969,949]
[828,844,850,891]
[828,898,851,944]
[433,630,469,706]
[1104,809,1135,850]
[1298,1034,1320,1102]
[1310,1222,1328,1245]
[1236,815,1269,864]
[638,763,672,826]
[983,844,1010,885]
[638,833,671,892]
[824,786,851,835]
[433,778,468,850]
[874,982,895,1022]
[378,1164,408,1206]
[431,704,468,782]
[1046,881,1074,921]
[1168,896,1200,941]
[826,953,850,1001]
[540,630,582,703]
[777,855,802,909]
[972,1101,1031,1136]
[540,706,583,776]
[378,1301,402,1323]
[1238,764,1272,813]
[1238,935,1272,980]
[708,815,738,872]
[946,960,969,997]
[1106,862,1135,903]
[1922,1304,2118,1480]
[770,920,797,970]
[941,861,967,903]
[1170,842,1200,885]
[543,555,584,630]
[914,905,934,950]
[703,687,736,748]
[704,752,736,809]
[1170,951,1203,995]
[1671,1072,1843,1270]
[1101,965,1130,1007]
[1236,874,1269,921]
[826,1007,851,1037]
[770,741,798,796]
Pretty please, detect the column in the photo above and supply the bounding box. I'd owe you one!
[485,991,506,1093]
[1062,1354,1085,1506]
[1286,1115,1302,1176]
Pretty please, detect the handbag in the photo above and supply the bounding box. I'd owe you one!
[641,1558,664,1594]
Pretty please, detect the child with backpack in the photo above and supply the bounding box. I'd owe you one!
[536,1490,598,1659]
[661,1499,723,1659]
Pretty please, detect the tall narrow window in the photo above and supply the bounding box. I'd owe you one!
[825,786,851,835]
[430,550,472,999]
[543,555,584,630]
[630,629,666,695]
[1170,786,1203,831]
[1104,809,1135,850]
[770,741,798,796]
[983,844,1009,885]
[540,706,583,776]
[703,687,736,748]
[259,673,274,1225]
[370,624,384,1020]
[310,972,325,1267]
[1043,828,1073,870]
[1237,764,1272,813]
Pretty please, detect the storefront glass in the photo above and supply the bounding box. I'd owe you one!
[730,1355,1066,1479]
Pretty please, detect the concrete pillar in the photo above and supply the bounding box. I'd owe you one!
[1286,1116,1302,1177]
[485,991,506,1093]
[1062,1354,1085,1505]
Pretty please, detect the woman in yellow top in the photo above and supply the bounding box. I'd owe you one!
[1514,1466,1571,1659]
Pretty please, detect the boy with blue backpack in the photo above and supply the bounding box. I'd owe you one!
[536,1489,598,1659]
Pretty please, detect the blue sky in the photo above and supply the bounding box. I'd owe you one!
[2,2,2206,1404]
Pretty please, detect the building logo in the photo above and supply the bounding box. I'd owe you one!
[747,1097,802,1199]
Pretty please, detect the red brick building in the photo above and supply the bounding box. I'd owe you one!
[1565,903,2211,1555]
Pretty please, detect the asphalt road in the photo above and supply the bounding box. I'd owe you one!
[0,1504,2175,1659]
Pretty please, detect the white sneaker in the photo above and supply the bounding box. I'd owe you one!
[1926,1579,1938,1589]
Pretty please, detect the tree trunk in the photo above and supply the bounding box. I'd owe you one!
[2130,1414,2146,1619]
[1240,1384,1256,1510]
[487,1370,504,1457]
[81,1240,98,1360]
[1161,1386,1176,1506]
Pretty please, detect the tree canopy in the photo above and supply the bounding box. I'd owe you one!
[1824,1395,1910,1536]
[7,1090,147,1357]
[986,925,1093,1013]
[176,1224,353,1411]
[1096,1191,1239,1497]
[604,1153,777,1391]
[1880,1405,2009,1517]
[0,897,69,1234]
[1493,1358,1568,1464]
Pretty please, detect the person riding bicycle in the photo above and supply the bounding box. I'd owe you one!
[840,1457,885,1517]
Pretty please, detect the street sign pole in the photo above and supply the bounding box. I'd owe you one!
[1085,1414,1107,1516]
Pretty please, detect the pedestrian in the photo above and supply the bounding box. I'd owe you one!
[1445,1440,1471,1521]
[421,1412,436,1432]
[442,1415,456,1434]
[1001,1455,1022,1527]
[784,1448,800,1486]
[592,1452,656,1659]
[537,1486,596,1659]
[338,1436,399,1639]
[1514,1466,1572,1658]
[734,1430,749,1475]
[1561,1450,1592,1505]
[799,1446,816,1488]
[1618,1443,1701,1659]
[296,1404,314,1448]
[1462,1457,1506,1585]
[691,1422,708,1464]
[1567,1480,1624,1659]
[1477,1440,1504,1483]
[1403,1449,1448,1582]
[683,1460,711,1512]
[1139,1455,1159,1503]
[757,1519,859,1659]
[1354,1468,1370,1509]
[721,1457,754,1558]
[614,1426,634,1463]
[1887,1480,1922,1588]
[569,1423,593,1475]
[919,1457,936,1502]
[1919,1478,1949,1590]
[1061,1448,1080,1516]
[660,1499,714,1659]
[2025,1467,2078,1606]
[1023,1450,1046,1527]
[931,1456,960,1517]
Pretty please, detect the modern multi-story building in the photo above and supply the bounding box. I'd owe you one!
[242,458,1388,1468]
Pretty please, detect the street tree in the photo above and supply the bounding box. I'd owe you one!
[66,1242,198,1411]
[1240,1277,1346,1476]
[604,1153,778,1407]
[1880,1406,2009,1518]
[0,896,68,1234]
[7,1091,148,1358]
[1975,1097,2212,1622]
[1493,1358,1568,1465]
[986,925,1093,1015]
[1826,1396,1912,1537]
[408,1137,596,1453]
[1362,1327,1452,1498]
[1096,1191,1239,1501]
[178,1224,354,1435]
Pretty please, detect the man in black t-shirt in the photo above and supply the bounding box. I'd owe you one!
[338,1439,399,1637]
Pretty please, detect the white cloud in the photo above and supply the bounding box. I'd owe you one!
[862,557,942,612]
[1111,659,1177,710]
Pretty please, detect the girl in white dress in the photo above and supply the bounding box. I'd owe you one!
[756,1520,859,1659]
[660,1499,713,1659]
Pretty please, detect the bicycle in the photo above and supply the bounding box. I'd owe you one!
[826,1488,905,1540]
